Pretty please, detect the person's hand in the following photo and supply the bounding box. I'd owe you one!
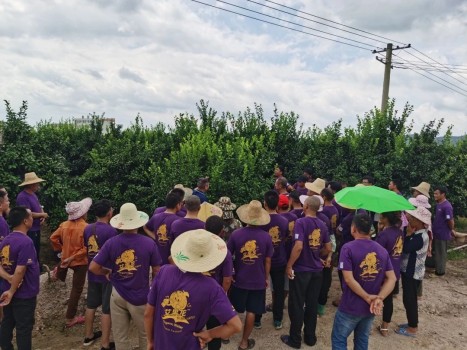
[146,341,154,350]
[286,266,294,280]
[194,330,212,349]
[364,294,378,305]
[369,297,384,315]
[0,290,14,307]
[451,230,456,239]
[265,279,269,288]
[60,256,74,268]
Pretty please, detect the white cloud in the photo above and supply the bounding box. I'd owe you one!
[0,0,466,135]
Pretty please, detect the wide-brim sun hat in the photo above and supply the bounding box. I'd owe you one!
[305,178,326,194]
[66,197,92,221]
[171,229,227,273]
[411,181,431,198]
[198,202,223,222]
[110,203,149,230]
[409,195,431,209]
[214,196,237,211]
[299,195,324,212]
[173,184,193,200]
[236,200,270,226]
[405,206,432,226]
[19,172,45,187]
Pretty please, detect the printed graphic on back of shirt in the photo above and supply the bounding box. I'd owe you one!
[157,224,169,245]
[240,240,261,264]
[161,290,194,332]
[0,245,13,270]
[268,226,281,246]
[359,252,381,281]
[392,236,403,257]
[308,229,321,249]
[116,249,141,277]
[88,234,99,256]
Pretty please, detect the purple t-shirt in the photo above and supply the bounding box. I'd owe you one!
[376,226,403,280]
[291,208,304,218]
[317,212,332,235]
[292,217,330,272]
[148,264,236,350]
[322,205,340,233]
[0,232,40,299]
[16,190,42,231]
[259,214,289,268]
[338,239,393,317]
[432,200,454,241]
[293,185,308,196]
[153,206,187,218]
[146,212,180,265]
[338,212,355,244]
[205,250,233,286]
[93,233,162,305]
[227,227,274,290]
[0,216,9,242]
[84,222,118,283]
[171,218,205,240]
[280,212,298,259]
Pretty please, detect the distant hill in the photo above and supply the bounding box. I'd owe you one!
[436,136,464,144]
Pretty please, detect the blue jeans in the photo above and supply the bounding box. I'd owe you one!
[331,309,374,350]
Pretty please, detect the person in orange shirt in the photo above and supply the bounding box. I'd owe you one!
[50,197,92,328]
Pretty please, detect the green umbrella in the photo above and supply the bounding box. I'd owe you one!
[335,185,415,213]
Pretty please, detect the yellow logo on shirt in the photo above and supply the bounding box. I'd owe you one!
[308,229,321,249]
[161,290,192,327]
[359,252,381,281]
[331,215,337,230]
[116,249,140,275]
[0,245,12,268]
[157,224,169,245]
[240,240,261,264]
[392,236,403,257]
[88,235,99,255]
[268,226,281,246]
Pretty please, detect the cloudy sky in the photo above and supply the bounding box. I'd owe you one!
[1,0,466,135]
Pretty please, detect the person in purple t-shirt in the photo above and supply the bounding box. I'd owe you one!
[432,185,455,276]
[255,191,289,330]
[204,215,234,350]
[289,191,304,218]
[143,192,182,264]
[144,229,241,350]
[0,191,10,242]
[375,211,403,337]
[90,203,162,350]
[16,172,49,266]
[228,200,274,350]
[292,175,309,196]
[153,186,190,217]
[331,213,396,350]
[0,207,40,350]
[170,195,205,240]
[281,196,331,349]
[321,188,340,233]
[83,200,118,350]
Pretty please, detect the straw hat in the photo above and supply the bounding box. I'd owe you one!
[110,203,149,230]
[173,184,193,200]
[198,202,223,222]
[236,200,270,226]
[305,178,326,194]
[409,195,431,209]
[405,206,432,226]
[299,195,323,212]
[19,172,45,187]
[66,197,92,221]
[453,231,467,244]
[411,181,430,198]
[171,229,227,273]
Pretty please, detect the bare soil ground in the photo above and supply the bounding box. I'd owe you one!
[32,258,467,350]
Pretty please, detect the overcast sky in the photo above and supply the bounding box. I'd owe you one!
[1,0,466,135]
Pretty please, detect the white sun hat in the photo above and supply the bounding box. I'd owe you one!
[110,203,149,230]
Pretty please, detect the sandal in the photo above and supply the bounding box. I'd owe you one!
[238,338,255,350]
[395,327,416,338]
[377,325,389,337]
[66,315,85,328]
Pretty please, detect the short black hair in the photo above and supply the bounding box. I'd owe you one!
[205,215,224,236]
[264,190,279,210]
[166,192,182,209]
[321,188,334,201]
[170,188,185,201]
[289,190,301,203]
[92,199,113,218]
[381,211,401,227]
[0,190,7,201]
[390,177,402,190]
[433,185,447,195]
[303,167,313,176]
[328,181,342,193]
[277,165,285,173]
[352,213,372,235]
[297,175,308,183]
[8,206,30,228]
[362,175,374,184]
[197,177,210,188]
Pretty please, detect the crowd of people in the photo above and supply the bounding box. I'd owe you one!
[0,169,457,350]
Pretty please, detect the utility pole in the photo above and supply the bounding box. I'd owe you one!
[373,43,411,113]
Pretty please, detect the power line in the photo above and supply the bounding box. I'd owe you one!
[210,0,377,49]
[262,0,407,46]
[190,0,373,50]
[246,0,386,47]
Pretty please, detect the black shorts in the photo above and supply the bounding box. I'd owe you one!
[229,286,266,314]
[87,281,112,314]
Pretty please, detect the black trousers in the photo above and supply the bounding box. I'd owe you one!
[382,282,397,323]
[0,296,37,350]
[318,266,332,305]
[401,273,421,328]
[255,266,286,323]
[288,271,322,347]
[27,230,41,265]
[206,316,221,350]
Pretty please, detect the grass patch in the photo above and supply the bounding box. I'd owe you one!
[456,217,467,232]
[448,246,467,261]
